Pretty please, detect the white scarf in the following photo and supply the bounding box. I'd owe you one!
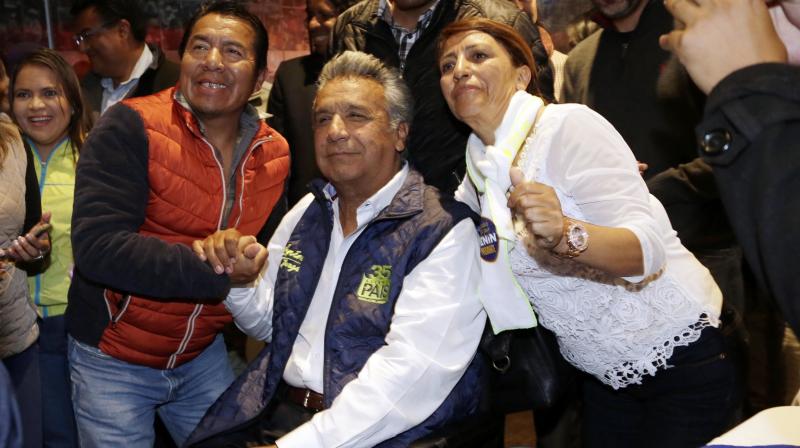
[466,91,543,333]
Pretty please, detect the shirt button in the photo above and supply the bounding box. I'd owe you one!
[700,129,732,155]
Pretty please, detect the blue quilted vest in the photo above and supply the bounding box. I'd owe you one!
[186,169,485,447]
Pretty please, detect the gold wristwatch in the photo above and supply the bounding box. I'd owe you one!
[556,217,589,258]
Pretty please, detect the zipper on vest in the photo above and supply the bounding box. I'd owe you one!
[184,133,272,370]
[167,303,204,369]
[233,137,271,229]
[199,137,228,230]
[161,136,219,369]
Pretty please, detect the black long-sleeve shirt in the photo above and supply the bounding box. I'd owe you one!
[697,63,800,335]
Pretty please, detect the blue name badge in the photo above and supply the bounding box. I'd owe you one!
[478,217,499,262]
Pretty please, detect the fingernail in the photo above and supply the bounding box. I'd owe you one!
[214,265,224,274]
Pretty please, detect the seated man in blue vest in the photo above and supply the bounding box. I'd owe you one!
[184,50,487,447]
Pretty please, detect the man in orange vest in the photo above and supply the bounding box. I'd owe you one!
[65,2,289,446]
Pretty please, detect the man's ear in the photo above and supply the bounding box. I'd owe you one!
[116,19,131,40]
[515,65,532,91]
[253,68,267,95]
[395,122,409,153]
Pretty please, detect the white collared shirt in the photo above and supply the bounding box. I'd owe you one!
[225,164,485,447]
[99,44,153,114]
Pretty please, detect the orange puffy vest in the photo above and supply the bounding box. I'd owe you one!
[98,88,289,369]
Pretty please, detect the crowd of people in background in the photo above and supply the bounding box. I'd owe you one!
[0,0,798,447]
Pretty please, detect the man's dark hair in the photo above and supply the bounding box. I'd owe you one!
[70,0,148,42]
[178,1,269,75]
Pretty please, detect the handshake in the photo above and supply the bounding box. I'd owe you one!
[192,229,268,286]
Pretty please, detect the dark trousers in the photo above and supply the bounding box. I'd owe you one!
[39,315,78,447]
[0,363,23,448]
[245,400,315,446]
[583,326,738,448]
[190,385,502,448]
[189,385,315,448]
[3,342,42,448]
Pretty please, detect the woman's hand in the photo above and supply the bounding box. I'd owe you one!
[4,212,52,262]
[192,229,268,285]
[507,167,564,250]
[508,167,645,276]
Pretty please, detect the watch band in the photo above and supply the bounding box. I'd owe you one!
[553,217,588,259]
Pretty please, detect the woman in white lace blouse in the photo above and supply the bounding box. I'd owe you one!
[438,18,737,447]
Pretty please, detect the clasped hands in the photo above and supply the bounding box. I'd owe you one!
[507,167,569,254]
[192,229,268,285]
[190,168,566,281]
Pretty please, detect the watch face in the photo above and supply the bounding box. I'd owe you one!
[568,223,589,251]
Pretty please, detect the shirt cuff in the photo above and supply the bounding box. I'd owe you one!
[224,281,258,313]
[618,223,655,284]
[223,273,273,342]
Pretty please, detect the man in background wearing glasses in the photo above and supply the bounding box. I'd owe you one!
[71,0,179,123]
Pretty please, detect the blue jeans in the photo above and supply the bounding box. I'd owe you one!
[39,315,78,448]
[68,334,234,447]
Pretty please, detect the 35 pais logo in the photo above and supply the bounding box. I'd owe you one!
[280,243,303,273]
[356,265,392,304]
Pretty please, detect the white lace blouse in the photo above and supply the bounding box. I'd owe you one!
[455,103,723,389]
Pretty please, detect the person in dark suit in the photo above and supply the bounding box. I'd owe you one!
[268,0,354,206]
[71,0,179,123]
[661,0,800,352]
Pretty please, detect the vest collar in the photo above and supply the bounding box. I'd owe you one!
[309,165,426,222]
